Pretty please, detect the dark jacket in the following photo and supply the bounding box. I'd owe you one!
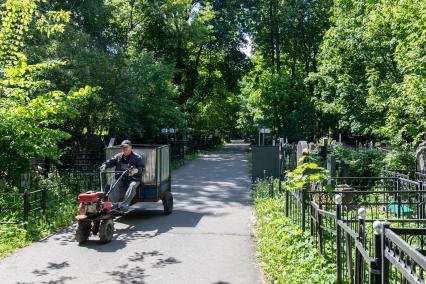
[105,151,144,181]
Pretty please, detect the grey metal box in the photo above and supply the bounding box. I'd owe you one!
[252,146,280,180]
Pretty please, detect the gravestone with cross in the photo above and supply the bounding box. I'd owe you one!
[296,141,308,165]
[416,141,426,173]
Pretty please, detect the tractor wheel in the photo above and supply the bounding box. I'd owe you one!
[162,191,173,215]
[76,220,91,244]
[99,219,114,243]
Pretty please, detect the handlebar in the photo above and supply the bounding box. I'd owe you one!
[100,166,134,173]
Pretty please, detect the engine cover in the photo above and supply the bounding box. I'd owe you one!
[78,192,105,203]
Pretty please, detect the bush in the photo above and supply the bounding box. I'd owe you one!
[332,144,416,176]
[332,145,385,177]
[0,173,80,258]
[254,195,336,283]
[382,146,416,171]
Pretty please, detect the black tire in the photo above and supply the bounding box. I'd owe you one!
[76,220,91,244]
[162,191,173,215]
[99,219,114,243]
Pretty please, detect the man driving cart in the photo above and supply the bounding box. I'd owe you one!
[100,140,144,213]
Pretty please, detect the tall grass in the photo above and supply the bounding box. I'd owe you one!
[253,181,336,283]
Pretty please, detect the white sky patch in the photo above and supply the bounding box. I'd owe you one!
[240,33,253,58]
[188,2,202,24]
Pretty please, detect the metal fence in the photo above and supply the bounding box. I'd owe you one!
[0,137,222,229]
[0,171,100,228]
[261,174,426,284]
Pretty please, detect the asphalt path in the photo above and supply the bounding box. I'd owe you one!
[0,143,263,284]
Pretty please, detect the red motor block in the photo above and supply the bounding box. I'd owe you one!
[102,201,112,210]
[78,192,104,203]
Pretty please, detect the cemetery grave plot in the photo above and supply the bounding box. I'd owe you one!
[255,139,426,283]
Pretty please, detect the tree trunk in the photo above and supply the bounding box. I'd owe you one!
[269,0,275,74]
[126,0,136,49]
[186,45,204,101]
[291,50,296,82]
[274,0,281,73]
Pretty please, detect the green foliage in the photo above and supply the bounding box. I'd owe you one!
[0,0,98,177]
[285,158,329,190]
[332,145,385,177]
[332,144,416,176]
[0,173,79,258]
[238,0,334,140]
[382,146,416,171]
[104,0,250,137]
[238,55,317,140]
[332,145,386,177]
[255,197,336,283]
[311,0,426,145]
[24,0,252,142]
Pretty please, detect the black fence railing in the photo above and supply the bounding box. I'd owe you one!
[261,174,426,284]
[1,137,222,230]
[382,226,426,283]
[58,137,222,171]
[0,171,100,228]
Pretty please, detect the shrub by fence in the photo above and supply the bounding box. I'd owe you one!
[0,171,100,228]
[260,166,426,283]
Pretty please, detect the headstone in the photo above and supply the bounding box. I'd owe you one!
[416,142,426,173]
[340,160,350,177]
[308,142,315,152]
[108,138,115,147]
[297,141,308,165]
[20,173,31,189]
[323,137,329,156]
[327,154,336,177]
[323,137,328,145]
[318,145,327,159]
[327,154,336,190]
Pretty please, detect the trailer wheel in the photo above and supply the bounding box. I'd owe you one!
[99,219,114,243]
[162,191,173,215]
[76,220,91,244]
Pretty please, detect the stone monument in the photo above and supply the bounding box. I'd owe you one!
[416,141,426,173]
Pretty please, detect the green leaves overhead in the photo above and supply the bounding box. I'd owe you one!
[0,0,97,176]
[312,0,426,145]
[240,0,424,149]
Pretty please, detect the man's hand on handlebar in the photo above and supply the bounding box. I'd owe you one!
[100,163,106,171]
[129,167,139,176]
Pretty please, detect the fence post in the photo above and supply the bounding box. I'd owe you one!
[396,178,401,218]
[23,190,29,229]
[419,181,424,219]
[269,177,274,198]
[278,175,282,193]
[356,208,366,284]
[41,186,47,214]
[89,174,94,192]
[336,194,343,284]
[371,221,382,284]
[301,187,307,231]
[285,191,289,217]
[318,202,324,255]
[381,222,390,284]
[309,200,314,237]
[182,141,185,165]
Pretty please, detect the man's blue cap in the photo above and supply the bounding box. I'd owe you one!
[120,140,132,147]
